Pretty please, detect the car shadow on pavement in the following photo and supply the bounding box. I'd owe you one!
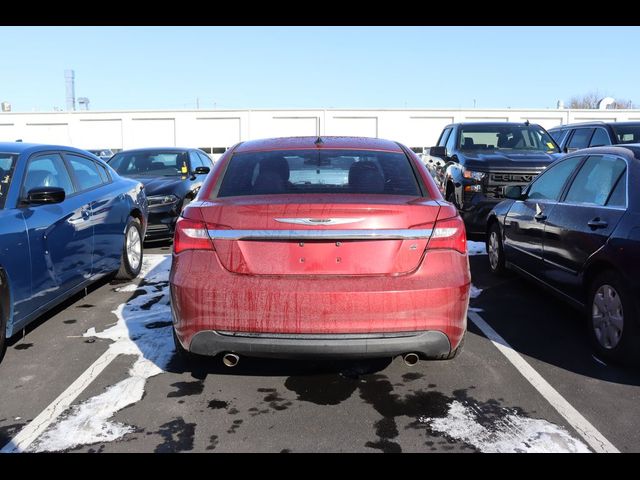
[6,274,114,349]
[469,255,640,386]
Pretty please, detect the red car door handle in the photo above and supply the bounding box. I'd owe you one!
[587,218,608,229]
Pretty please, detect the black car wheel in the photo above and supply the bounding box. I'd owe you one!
[487,222,506,275]
[588,270,640,365]
[115,217,144,280]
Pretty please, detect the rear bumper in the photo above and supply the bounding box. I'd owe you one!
[186,330,451,359]
[170,249,470,359]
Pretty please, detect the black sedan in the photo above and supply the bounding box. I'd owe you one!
[108,148,212,241]
[486,145,640,365]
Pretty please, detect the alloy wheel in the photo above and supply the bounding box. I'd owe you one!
[592,284,624,349]
[126,225,142,272]
[488,230,500,270]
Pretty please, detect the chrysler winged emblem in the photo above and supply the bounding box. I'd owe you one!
[274,218,365,226]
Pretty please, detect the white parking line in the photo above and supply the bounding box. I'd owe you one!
[1,254,171,453]
[0,349,118,453]
[468,310,619,453]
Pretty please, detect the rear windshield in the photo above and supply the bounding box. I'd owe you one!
[611,124,640,144]
[108,151,189,177]
[216,149,423,198]
[0,154,17,209]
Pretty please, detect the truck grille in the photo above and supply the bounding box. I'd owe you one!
[484,171,542,199]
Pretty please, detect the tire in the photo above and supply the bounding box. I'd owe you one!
[115,217,143,280]
[487,222,506,275]
[587,270,640,366]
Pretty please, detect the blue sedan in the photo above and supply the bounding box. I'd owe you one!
[0,143,148,361]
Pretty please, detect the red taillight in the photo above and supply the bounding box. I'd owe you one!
[173,217,213,254]
[426,216,467,254]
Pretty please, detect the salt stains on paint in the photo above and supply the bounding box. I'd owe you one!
[467,241,487,256]
[423,401,590,453]
[29,254,173,452]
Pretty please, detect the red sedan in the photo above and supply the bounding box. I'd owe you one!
[170,136,470,366]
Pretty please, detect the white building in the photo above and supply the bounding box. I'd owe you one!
[1,108,639,158]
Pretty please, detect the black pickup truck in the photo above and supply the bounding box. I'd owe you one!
[426,122,563,234]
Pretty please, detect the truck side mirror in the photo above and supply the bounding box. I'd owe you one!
[429,146,446,159]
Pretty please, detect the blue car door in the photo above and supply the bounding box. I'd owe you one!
[19,152,94,314]
[63,153,123,277]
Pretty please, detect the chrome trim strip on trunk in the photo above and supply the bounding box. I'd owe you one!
[206,229,433,240]
[274,217,365,226]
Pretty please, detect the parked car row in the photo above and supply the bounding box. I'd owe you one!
[2,128,638,368]
[425,119,640,365]
[0,142,219,362]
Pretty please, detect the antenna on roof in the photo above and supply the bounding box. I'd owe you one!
[524,119,530,126]
[314,136,324,145]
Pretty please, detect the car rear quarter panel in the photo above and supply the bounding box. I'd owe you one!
[0,209,31,337]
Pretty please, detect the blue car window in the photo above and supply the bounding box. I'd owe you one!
[22,153,75,198]
[67,154,103,191]
[0,153,17,209]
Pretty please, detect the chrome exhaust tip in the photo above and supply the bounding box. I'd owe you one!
[222,353,240,367]
[402,353,420,366]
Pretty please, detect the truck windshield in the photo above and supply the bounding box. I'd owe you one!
[0,154,16,209]
[458,125,559,153]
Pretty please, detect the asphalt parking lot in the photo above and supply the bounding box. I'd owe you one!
[1,240,638,453]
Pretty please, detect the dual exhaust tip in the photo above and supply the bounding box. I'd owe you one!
[402,352,420,366]
[221,352,420,367]
[222,352,239,367]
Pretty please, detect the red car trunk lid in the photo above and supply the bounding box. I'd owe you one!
[195,195,441,276]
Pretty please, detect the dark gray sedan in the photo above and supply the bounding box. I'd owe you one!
[486,145,640,365]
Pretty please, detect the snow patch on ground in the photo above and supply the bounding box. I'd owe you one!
[467,241,487,256]
[114,283,139,293]
[423,401,590,453]
[29,254,173,452]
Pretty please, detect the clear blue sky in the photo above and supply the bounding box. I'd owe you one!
[1,26,638,112]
